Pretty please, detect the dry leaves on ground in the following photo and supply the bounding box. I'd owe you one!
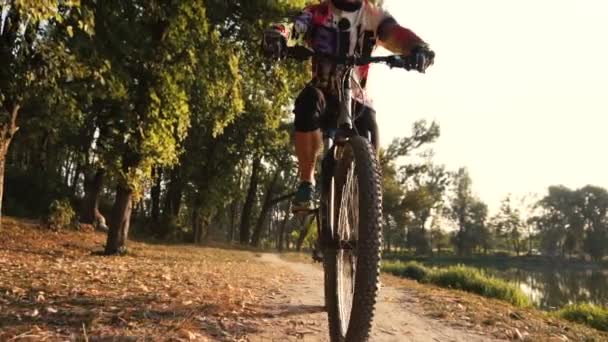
[0,217,297,341]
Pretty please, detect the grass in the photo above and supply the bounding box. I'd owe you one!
[428,265,531,307]
[383,261,429,282]
[556,304,608,332]
[382,261,531,307]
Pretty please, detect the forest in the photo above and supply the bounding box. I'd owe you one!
[1,0,608,263]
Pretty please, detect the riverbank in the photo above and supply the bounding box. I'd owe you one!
[383,252,608,270]
[279,252,608,340]
[383,260,608,333]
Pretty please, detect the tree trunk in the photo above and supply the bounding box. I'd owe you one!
[228,200,238,242]
[277,203,290,252]
[251,169,280,247]
[163,167,183,217]
[192,208,201,244]
[160,167,182,236]
[71,162,82,196]
[150,167,162,227]
[239,157,261,245]
[81,168,105,225]
[0,104,20,229]
[0,157,6,229]
[63,151,73,187]
[202,217,212,242]
[104,185,133,255]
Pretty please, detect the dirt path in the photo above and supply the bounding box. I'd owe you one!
[250,254,503,342]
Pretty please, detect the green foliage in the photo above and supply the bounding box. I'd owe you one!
[533,185,608,261]
[380,121,445,253]
[46,199,76,230]
[1,0,88,113]
[557,304,608,332]
[84,1,221,194]
[447,168,491,256]
[489,196,526,255]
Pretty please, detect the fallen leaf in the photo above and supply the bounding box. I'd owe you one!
[177,328,196,340]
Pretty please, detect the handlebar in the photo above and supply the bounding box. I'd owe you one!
[286,46,415,70]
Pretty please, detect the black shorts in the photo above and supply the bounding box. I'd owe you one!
[293,85,379,148]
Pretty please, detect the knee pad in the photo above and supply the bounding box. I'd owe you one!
[294,86,326,132]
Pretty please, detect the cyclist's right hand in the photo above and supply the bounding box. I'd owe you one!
[407,45,435,73]
[262,26,288,60]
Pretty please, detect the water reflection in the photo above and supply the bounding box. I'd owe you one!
[428,262,608,309]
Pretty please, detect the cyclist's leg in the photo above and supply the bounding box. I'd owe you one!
[293,85,326,209]
[353,102,379,152]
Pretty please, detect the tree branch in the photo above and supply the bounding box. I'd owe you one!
[10,103,20,135]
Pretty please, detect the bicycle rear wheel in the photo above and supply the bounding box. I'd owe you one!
[322,136,383,342]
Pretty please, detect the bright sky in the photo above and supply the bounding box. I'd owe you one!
[367,0,608,212]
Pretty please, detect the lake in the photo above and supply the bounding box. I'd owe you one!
[420,260,608,310]
[486,266,608,309]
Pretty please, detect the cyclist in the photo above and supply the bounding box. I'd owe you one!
[262,0,435,211]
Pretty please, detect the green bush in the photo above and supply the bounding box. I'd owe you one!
[557,304,608,332]
[428,265,531,307]
[47,199,77,230]
[382,261,430,282]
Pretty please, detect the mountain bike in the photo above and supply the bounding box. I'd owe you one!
[287,46,416,341]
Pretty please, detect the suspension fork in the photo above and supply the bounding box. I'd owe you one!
[318,130,337,249]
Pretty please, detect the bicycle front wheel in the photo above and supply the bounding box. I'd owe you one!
[323,136,383,342]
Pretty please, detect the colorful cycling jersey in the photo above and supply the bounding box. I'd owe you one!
[272,0,425,106]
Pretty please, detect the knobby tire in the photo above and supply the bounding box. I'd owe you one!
[322,136,383,342]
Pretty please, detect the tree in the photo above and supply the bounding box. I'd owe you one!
[578,186,608,261]
[448,168,473,255]
[79,1,241,254]
[381,120,441,252]
[533,185,608,260]
[491,196,524,255]
[0,0,86,227]
[447,167,489,256]
[534,186,578,257]
[469,200,490,254]
[430,223,449,256]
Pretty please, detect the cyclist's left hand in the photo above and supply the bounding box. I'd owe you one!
[407,45,435,73]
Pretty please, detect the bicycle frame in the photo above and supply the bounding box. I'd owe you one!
[318,66,364,251]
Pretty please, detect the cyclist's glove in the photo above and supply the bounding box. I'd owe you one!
[262,27,288,60]
[406,45,435,73]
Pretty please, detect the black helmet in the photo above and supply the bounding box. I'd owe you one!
[331,0,363,12]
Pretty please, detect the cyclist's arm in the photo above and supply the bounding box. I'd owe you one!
[367,5,428,55]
